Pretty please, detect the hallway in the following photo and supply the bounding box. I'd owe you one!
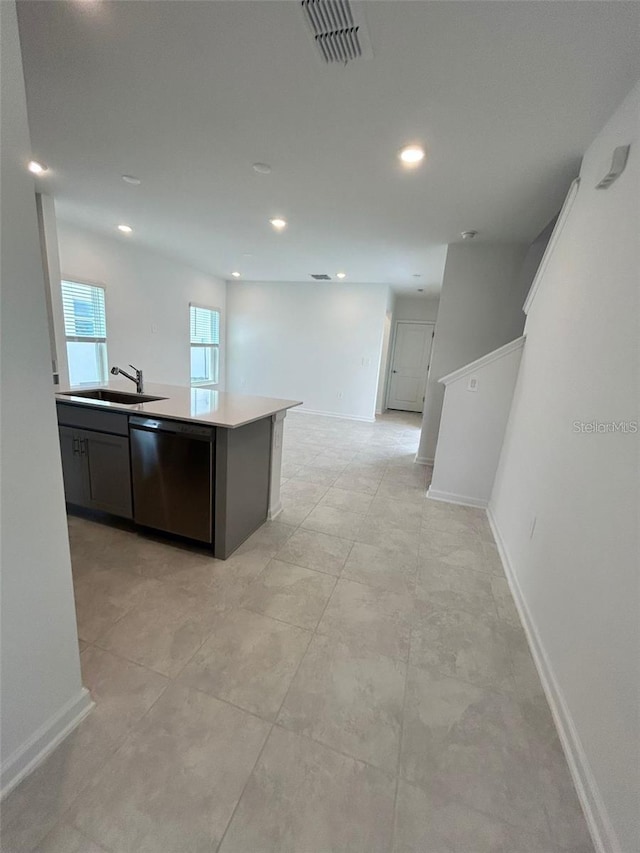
[2,411,592,852]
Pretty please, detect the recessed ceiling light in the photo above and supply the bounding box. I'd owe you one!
[28,160,47,175]
[231,271,241,278]
[461,230,478,240]
[412,274,421,278]
[399,145,425,165]
[253,163,272,174]
[336,272,346,279]
[122,174,141,185]
[117,224,133,234]
[269,218,287,230]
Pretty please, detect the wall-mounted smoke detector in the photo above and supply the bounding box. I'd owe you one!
[595,145,630,189]
[310,274,332,280]
[300,0,373,66]
[461,230,478,240]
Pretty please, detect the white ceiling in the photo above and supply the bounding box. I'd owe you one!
[17,0,640,295]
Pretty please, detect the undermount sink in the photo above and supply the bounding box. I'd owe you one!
[59,389,167,405]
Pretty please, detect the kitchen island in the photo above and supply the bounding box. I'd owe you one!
[55,382,301,558]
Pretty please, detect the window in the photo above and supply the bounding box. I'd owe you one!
[61,280,108,386]
[190,304,220,385]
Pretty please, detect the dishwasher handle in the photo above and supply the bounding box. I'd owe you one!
[129,416,215,441]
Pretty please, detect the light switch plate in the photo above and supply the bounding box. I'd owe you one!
[467,376,478,392]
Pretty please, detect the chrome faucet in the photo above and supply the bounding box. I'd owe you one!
[111,364,144,394]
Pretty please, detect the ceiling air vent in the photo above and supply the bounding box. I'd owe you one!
[310,274,332,280]
[300,0,373,66]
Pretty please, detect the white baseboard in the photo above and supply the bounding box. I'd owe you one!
[486,506,619,853]
[414,455,434,466]
[267,500,283,520]
[426,487,488,509]
[292,407,376,423]
[1,688,94,800]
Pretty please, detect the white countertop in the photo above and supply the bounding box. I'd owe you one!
[55,382,302,429]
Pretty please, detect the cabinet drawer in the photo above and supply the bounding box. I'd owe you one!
[56,402,129,436]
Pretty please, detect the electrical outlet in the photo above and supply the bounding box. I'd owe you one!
[467,376,478,392]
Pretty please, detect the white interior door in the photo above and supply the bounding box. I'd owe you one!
[387,322,434,412]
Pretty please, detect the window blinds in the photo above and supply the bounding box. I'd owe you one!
[61,280,107,340]
[190,305,220,345]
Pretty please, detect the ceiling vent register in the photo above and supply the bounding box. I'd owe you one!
[300,0,373,65]
[310,274,332,280]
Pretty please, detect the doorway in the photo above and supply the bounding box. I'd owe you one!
[386,321,434,412]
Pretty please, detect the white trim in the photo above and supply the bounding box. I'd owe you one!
[0,688,94,800]
[486,506,619,853]
[292,408,376,423]
[386,320,435,412]
[438,336,525,386]
[267,501,283,520]
[523,177,581,315]
[426,487,488,508]
[414,455,434,466]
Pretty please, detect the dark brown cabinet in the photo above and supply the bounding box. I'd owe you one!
[58,425,132,519]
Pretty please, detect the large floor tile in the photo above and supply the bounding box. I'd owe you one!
[301,503,366,540]
[400,666,549,836]
[411,600,513,691]
[355,518,421,556]
[320,486,375,514]
[419,531,490,573]
[333,470,382,495]
[277,494,317,526]
[317,578,413,661]
[218,726,396,853]
[290,465,343,486]
[97,582,220,678]
[234,520,296,556]
[240,559,336,630]
[32,823,108,853]
[80,645,168,742]
[491,574,522,627]
[280,479,329,503]
[366,495,424,531]
[68,684,270,853]
[394,780,552,853]
[415,557,496,617]
[275,527,353,576]
[342,541,417,594]
[520,695,594,851]
[278,634,405,772]
[73,570,159,643]
[0,716,117,852]
[178,608,311,719]
[158,548,270,602]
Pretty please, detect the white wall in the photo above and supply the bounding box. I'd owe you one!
[428,338,524,507]
[490,82,639,853]
[393,295,440,323]
[0,1,91,795]
[54,221,227,388]
[227,281,389,421]
[417,242,528,462]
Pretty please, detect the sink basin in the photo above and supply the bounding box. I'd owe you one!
[59,389,167,405]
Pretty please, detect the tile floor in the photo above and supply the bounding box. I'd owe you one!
[1,411,594,853]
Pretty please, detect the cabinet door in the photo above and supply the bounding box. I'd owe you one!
[58,426,86,506]
[81,430,133,519]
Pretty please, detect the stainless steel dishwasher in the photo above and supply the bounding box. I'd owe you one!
[129,416,215,544]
